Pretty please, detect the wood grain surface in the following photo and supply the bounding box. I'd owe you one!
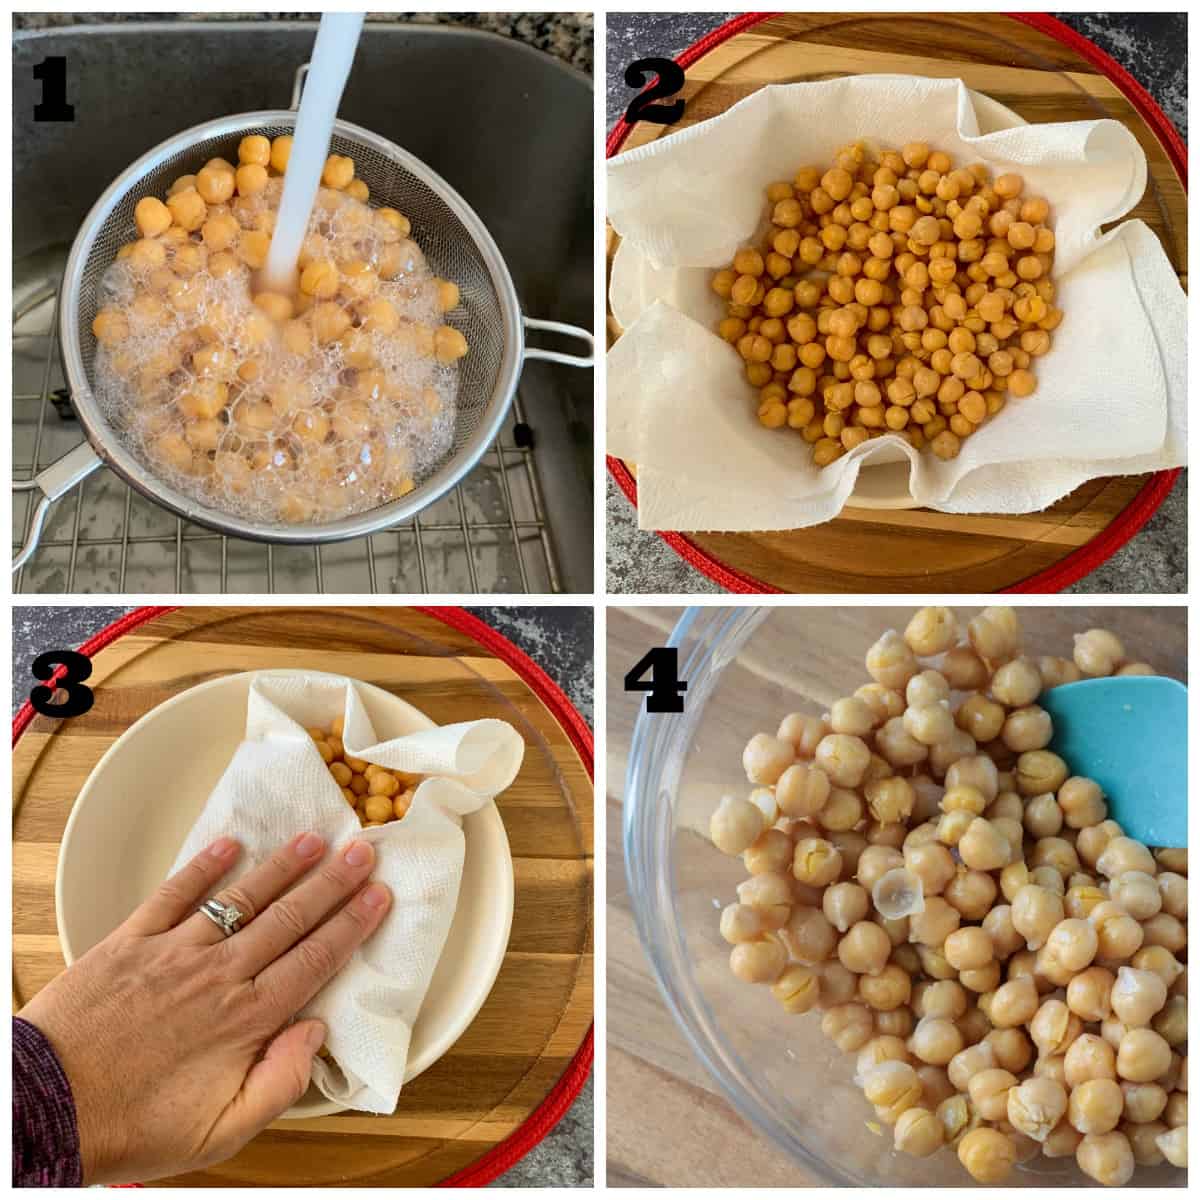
[606,604,1186,1186]
[13,607,593,1188]
[607,12,1187,594]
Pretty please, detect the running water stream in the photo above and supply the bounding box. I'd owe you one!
[260,11,365,293]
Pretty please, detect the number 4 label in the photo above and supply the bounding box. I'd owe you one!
[624,647,688,713]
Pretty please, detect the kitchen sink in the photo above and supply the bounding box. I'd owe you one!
[13,21,594,594]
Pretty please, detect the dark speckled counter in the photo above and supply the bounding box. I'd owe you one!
[10,604,594,1187]
[605,13,1187,595]
[15,11,593,76]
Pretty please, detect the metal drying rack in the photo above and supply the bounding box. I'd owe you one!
[13,277,562,594]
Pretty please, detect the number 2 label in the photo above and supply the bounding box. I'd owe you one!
[623,57,685,126]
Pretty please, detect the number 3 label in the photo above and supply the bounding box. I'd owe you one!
[623,57,685,126]
[30,650,94,718]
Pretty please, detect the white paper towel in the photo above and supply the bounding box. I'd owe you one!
[607,76,1186,531]
[170,670,524,1113]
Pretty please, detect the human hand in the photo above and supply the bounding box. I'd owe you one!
[20,832,391,1184]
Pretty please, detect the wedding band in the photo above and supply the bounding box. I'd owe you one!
[198,897,245,938]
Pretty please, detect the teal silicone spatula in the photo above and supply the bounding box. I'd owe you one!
[1039,675,1187,849]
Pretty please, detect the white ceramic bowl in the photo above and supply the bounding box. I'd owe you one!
[55,669,514,1119]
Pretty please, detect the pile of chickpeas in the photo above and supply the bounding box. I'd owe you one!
[91,133,468,523]
[308,716,419,827]
[710,141,1062,465]
[709,609,1185,1185]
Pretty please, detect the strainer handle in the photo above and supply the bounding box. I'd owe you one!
[12,442,104,574]
[290,64,310,111]
[522,318,595,368]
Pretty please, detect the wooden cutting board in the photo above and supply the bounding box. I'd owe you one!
[13,606,593,1187]
[607,13,1186,593]
[606,604,1186,1185]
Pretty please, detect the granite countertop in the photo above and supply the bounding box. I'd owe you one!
[11,605,593,1188]
[15,12,593,76]
[605,13,1187,595]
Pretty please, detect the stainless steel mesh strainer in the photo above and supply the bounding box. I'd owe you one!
[13,68,593,571]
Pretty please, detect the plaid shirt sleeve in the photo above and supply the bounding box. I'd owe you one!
[13,1017,83,1187]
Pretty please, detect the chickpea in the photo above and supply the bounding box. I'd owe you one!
[729,937,787,984]
[1156,871,1187,919]
[909,896,960,947]
[1043,917,1099,972]
[134,196,172,238]
[1017,751,1070,798]
[1090,900,1145,961]
[1110,965,1168,1027]
[944,755,999,803]
[719,902,763,944]
[982,975,1034,1028]
[902,702,955,746]
[743,732,795,784]
[1031,1119,1080,1161]
[1156,1124,1187,1167]
[743,828,793,877]
[1131,945,1184,991]
[1064,1033,1117,1088]
[865,777,915,826]
[909,1016,963,1065]
[1076,1130,1135,1186]
[1141,912,1186,954]
[875,717,928,769]
[865,630,919,689]
[794,837,844,888]
[894,1106,944,1157]
[430,324,468,364]
[1074,629,1125,676]
[838,920,892,976]
[860,963,913,1012]
[777,711,830,756]
[782,907,838,965]
[92,307,130,345]
[1117,1028,1172,1082]
[1154,846,1186,874]
[1069,1077,1125,1135]
[822,1002,875,1051]
[944,927,993,972]
[952,817,1009,871]
[969,1067,1019,1121]
[1152,994,1187,1046]
[1096,836,1156,879]
[823,881,869,932]
[1057,776,1107,829]
[1122,1080,1169,1124]
[941,645,989,690]
[166,188,206,232]
[771,963,820,1014]
[710,795,764,855]
[904,607,958,655]
[956,693,1006,743]
[958,1127,1016,1182]
[814,733,871,788]
[904,842,956,897]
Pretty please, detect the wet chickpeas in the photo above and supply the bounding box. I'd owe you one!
[93,135,467,524]
[708,607,1184,1184]
[716,147,1059,461]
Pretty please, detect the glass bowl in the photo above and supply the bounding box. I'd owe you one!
[624,605,1186,1187]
